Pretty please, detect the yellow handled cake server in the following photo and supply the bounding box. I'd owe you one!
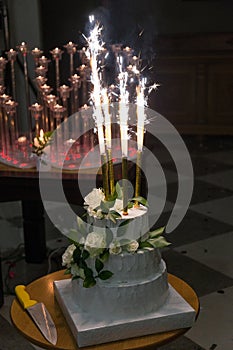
[15,285,57,345]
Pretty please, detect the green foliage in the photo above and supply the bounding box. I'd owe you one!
[98,270,113,280]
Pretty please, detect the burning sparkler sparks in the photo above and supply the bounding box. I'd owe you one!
[80,15,158,207]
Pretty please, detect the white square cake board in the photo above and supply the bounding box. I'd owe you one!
[54,279,196,347]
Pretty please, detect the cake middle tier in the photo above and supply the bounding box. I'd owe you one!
[72,258,169,321]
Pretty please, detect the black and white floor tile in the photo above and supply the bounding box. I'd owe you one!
[0,135,233,350]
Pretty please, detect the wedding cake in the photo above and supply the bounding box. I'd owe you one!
[54,188,181,346]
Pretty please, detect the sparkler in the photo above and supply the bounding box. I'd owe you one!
[87,18,109,199]
[135,78,146,205]
[118,60,129,215]
[86,16,113,200]
[102,88,114,196]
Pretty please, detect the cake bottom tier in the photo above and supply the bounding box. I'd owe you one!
[54,278,196,348]
[72,259,169,321]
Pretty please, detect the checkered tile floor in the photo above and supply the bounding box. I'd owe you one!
[0,136,233,350]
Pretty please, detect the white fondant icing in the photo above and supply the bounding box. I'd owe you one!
[88,205,149,242]
[89,248,162,284]
[72,255,169,321]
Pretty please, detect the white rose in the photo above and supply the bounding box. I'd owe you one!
[84,231,106,257]
[62,244,76,267]
[113,199,123,212]
[126,240,139,253]
[109,241,122,255]
[84,188,105,211]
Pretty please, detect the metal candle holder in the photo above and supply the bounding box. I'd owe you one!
[38,56,51,70]
[69,74,81,114]
[39,84,53,131]
[58,84,72,119]
[0,57,7,86]
[35,65,47,78]
[6,49,18,100]
[50,47,63,95]
[78,64,91,105]
[45,94,57,130]
[4,99,18,154]
[31,47,43,67]
[29,103,43,135]
[64,41,77,76]
[0,94,11,157]
[17,42,31,134]
[51,103,66,164]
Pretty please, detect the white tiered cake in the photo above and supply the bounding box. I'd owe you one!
[54,205,196,347]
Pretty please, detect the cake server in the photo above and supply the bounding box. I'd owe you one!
[15,285,57,345]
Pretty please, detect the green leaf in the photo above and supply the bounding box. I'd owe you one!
[84,266,93,278]
[119,238,132,248]
[149,226,165,238]
[73,247,81,263]
[148,236,171,248]
[64,268,71,275]
[79,259,87,269]
[83,277,96,288]
[67,229,85,244]
[117,219,132,237]
[95,258,104,273]
[108,213,116,223]
[98,270,113,280]
[100,201,110,214]
[129,196,148,207]
[107,191,118,202]
[119,219,132,227]
[82,249,90,260]
[109,210,122,219]
[99,249,109,262]
[139,241,154,249]
[115,182,123,199]
[109,210,122,223]
[127,201,133,209]
[106,227,114,246]
[77,216,87,236]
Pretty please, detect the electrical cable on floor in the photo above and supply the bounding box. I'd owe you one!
[2,244,25,295]
[47,246,66,274]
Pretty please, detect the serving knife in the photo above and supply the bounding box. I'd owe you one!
[15,285,57,345]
